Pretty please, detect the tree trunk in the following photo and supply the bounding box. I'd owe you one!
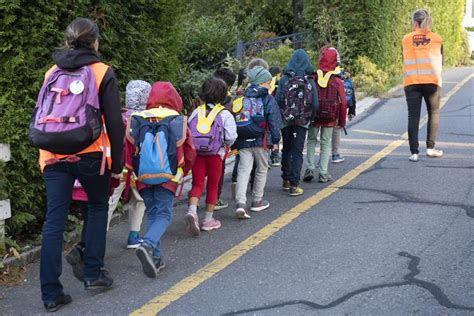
[292,0,304,32]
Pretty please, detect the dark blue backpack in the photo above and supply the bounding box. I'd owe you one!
[343,77,354,106]
[235,96,267,139]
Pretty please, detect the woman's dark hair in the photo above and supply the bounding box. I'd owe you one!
[213,68,237,88]
[237,68,247,86]
[199,77,228,105]
[268,66,281,77]
[64,17,100,49]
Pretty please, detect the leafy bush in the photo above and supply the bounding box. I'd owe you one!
[257,43,318,70]
[0,1,183,245]
[352,56,389,97]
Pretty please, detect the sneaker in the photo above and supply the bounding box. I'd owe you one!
[427,148,443,157]
[270,154,281,167]
[214,199,229,211]
[282,180,291,191]
[319,174,333,183]
[185,212,200,237]
[289,186,304,196]
[127,234,143,249]
[236,203,251,219]
[154,257,166,273]
[44,293,72,313]
[303,169,314,182]
[136,243,158,278]
[231,182,237,201]
[250,200,270,212]
[409,153,419,162]
[84,270,114,289]
[65,244,84,282]
[201,218,222,231]
[331,154,345,163]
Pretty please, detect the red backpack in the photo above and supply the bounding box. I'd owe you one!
[315,75,341,124]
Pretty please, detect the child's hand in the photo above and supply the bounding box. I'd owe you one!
[272,144,279,151]
[348,114,355,121]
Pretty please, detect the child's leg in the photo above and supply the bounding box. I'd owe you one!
[188,155,207,206]
[232,154,239,183]
[216,158,226,201]
[235,148,255,206]
[306,125,319,171]
[204,155,223,211]
[128,187,145,233]
[332,127,341,156]
[106,181,126,231]
[251,147,269,202]
[140,186,174,259]
[319,127,334,176]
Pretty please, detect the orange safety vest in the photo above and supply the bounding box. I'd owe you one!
[402,30,443,87]
[38,62,112,173]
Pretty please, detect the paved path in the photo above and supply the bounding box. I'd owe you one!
[1,67,473,315]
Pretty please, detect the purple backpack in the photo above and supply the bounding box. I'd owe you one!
[279,72,313,126]
[29,65,102,154]
[189,105,225,155]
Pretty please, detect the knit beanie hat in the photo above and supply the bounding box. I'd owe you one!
[125,80,152,111]
[247,66,272,85]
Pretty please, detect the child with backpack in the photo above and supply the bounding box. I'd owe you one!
[303,47,347,183]
[331,69,356,163]
[212,68,237,211]
[106,80,151,248]
[275,49,319,196]
[185,77,237,235]
[129,81,196,278]
[235,66,281,219]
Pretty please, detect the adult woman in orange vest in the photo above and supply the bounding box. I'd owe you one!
[38,18,124,312]
[402,9,444,162]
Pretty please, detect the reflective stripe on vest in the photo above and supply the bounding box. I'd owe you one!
[402,31,442,87]
[38,62,112,172]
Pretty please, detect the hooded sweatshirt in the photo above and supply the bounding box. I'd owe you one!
[312,48,347,128]
[49,47,124,173]
[275,49,319,129]
[130,82,196,194]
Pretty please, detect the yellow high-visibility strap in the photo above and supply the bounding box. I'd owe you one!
[196,104,224,134]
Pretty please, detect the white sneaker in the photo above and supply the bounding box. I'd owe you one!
[409,154,419,162]
[427,148,443,157]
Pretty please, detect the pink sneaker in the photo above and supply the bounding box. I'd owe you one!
[185,212,200,237]
[201,218,222,231]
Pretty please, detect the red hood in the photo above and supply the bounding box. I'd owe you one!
[318,48,338,72]
[146,81,183,112]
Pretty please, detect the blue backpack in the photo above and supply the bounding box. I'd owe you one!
[127,111,186,185]
[235,97,267,139]
[343,77,354,106]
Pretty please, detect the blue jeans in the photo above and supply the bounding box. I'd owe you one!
[281,125,307,186]
[140,186,174,258]
[41,156,110,304]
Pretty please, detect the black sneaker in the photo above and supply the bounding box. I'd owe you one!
[44,293,72,313]
[282,180,291,191]
[84,270,113,290]
[65,244,84,282]
[270,153,281,167]
[303,169,314,182]
[318,174,333,183]
[154,257,166,274]
[136,243,158,278]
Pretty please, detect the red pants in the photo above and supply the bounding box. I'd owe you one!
[189,155,223,205]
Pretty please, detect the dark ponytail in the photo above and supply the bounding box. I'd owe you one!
[64,17,100,49]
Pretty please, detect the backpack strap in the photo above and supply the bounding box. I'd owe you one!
[196,104,224,134]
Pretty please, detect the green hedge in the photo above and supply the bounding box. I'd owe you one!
[0,1,183,245]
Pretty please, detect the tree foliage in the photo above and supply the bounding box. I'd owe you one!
[0,0,184,242]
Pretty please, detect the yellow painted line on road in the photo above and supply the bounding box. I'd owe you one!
[130,74,474,316]
[352,129,401,137]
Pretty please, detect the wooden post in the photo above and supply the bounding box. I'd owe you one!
[0,144,11,255]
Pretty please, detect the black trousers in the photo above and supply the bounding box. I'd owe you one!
[404,84,441,154]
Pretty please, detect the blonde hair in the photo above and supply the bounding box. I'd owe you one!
[411,9,432,32]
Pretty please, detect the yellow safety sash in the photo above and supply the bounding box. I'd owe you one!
[196,104,224,134]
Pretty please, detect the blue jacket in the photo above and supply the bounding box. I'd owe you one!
[236,84,281,149]
[275,49,318,129]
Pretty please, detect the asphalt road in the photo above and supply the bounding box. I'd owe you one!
[1,66,473,315]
